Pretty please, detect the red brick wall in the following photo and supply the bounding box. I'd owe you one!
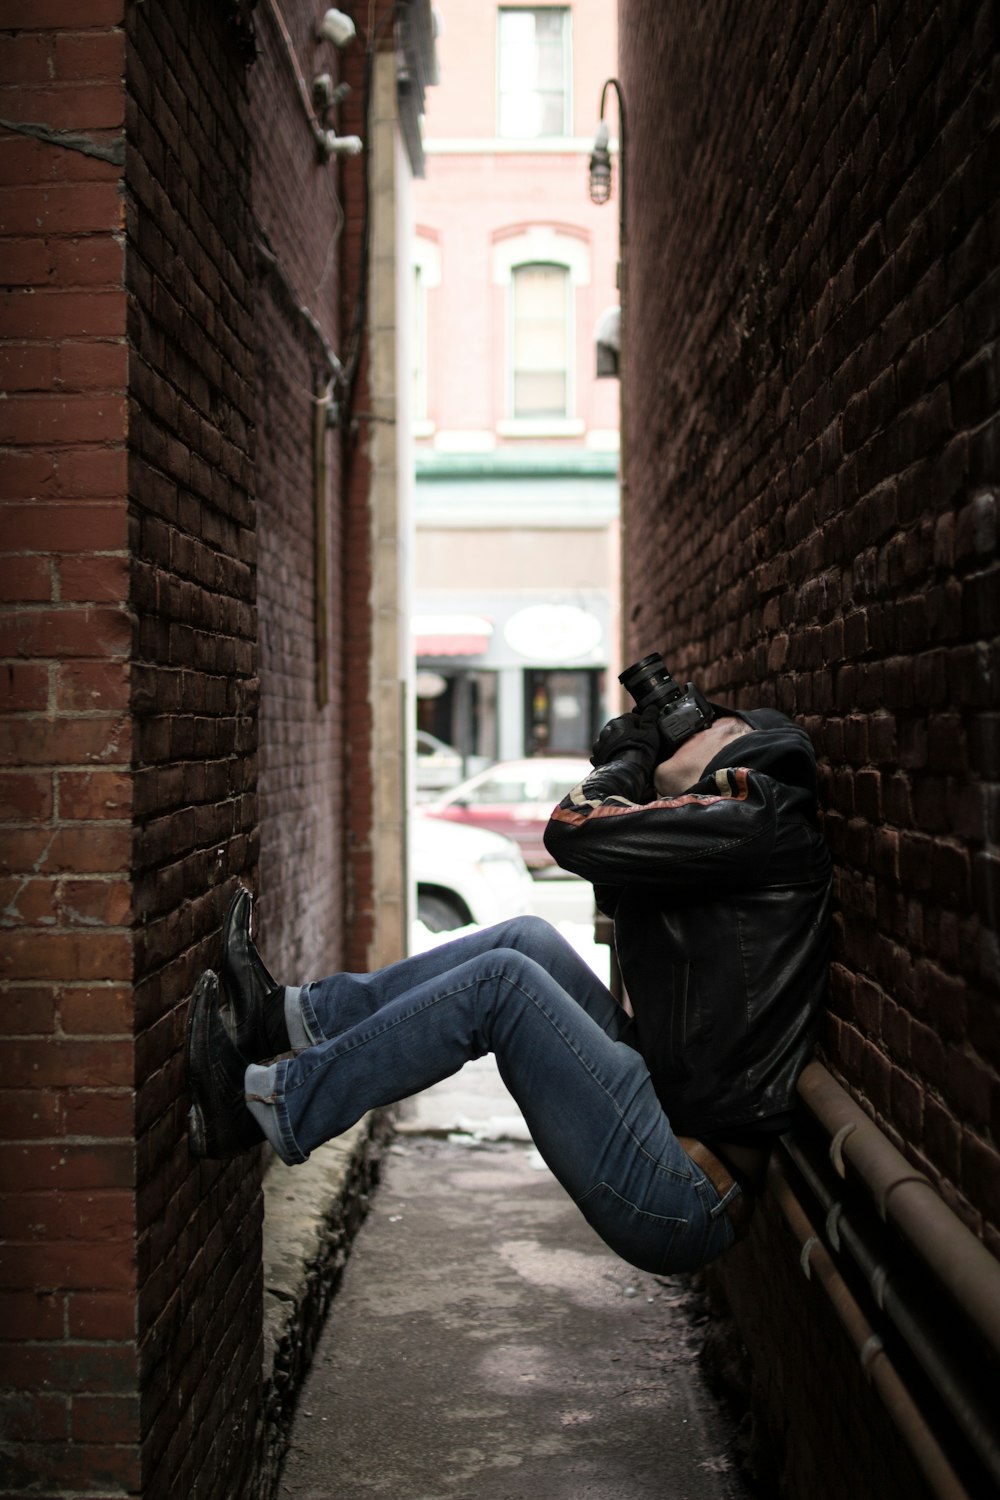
[619,1,998,1494]
[0,4,137,1493]
[250,1,348,984]
[1,0,380,1492]
[125,0,261,1493]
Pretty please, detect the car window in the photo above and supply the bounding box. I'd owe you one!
[463,775,528,804]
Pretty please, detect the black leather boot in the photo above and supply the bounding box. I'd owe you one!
[219,885,291,1061]
[186,969,265,1158]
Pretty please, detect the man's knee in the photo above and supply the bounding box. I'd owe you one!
[496,913,557,954]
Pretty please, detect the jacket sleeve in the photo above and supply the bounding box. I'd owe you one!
[543,756,778,895]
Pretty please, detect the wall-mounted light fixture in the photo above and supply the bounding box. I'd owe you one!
[317,8,356,47]
[589,80,627,378]
[589,119,612,205]
[589,78,626,215]
[588,79,629,675]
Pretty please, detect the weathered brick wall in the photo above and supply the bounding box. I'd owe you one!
[125,1,259,1495]
[0,4,137,1492]
[619,0,998,1495]
[250,0,348,984]
[1,0,379,1492]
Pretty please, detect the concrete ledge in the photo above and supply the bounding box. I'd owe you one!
[254,1109,395,1499]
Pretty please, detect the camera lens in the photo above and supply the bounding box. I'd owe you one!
[619,653,682,713]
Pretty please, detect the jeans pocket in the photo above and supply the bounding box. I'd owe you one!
[577,1181,690,1275]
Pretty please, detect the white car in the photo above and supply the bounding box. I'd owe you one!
[411,812,534,932]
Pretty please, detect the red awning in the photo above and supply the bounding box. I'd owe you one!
[415,633,490,657]
[412,614,493,658]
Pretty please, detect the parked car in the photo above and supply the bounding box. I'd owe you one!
[422,756,590,870]
[411,812,535,931]
[415,730,464,798]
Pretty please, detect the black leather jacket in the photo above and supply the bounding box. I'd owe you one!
[543,712,832,1141]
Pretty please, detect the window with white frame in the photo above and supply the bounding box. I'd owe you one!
[497,7,570,139]
[511,263,570,419]
[491,227,589,433]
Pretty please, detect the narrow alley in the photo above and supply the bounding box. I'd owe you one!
[277,1064,745,1500]
[1,3,997,1498]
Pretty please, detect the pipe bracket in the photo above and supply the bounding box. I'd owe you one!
[871,1262,889,1311]
[830,1122,855,1177]
[825,1201,844,1251]
[800,1236,819,1279]
[859,1333,883,1378]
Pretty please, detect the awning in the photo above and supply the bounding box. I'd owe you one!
[412,614,493,658]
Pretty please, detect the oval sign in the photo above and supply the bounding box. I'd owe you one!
[503,605,603,662]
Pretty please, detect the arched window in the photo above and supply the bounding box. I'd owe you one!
[492,227,589,435]
[511,262,570,419]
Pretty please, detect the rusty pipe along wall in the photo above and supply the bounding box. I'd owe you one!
[779,1061,1000,1496]
[768,1156,973,1500]
[796,1062,1000,1357]
[779,1133,1000,1490]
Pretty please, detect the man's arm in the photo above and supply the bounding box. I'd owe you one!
[543,757,778,894]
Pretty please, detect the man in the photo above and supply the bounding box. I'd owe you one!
[187,696,830,1275]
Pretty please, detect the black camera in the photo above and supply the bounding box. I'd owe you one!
[619,652,715,757]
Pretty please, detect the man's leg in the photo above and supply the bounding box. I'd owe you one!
[246,942,736,1275]
[296,914,632,1046]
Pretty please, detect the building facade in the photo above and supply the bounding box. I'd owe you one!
[411,0,621,771]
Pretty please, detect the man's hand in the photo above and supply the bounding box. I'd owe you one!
[589,705,662,769]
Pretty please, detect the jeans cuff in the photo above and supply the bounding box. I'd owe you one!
[296,983,327,1044]
[245,1059,309,1165]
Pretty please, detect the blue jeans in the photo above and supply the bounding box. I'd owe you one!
[245,916,741,1274]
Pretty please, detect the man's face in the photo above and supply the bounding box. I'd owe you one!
[653,717,747,798]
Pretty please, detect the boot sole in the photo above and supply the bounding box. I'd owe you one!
[185,969,262,1158]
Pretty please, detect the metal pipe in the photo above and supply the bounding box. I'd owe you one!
[781,1135,1000,1487]
[796,1061,1000,1358]
[769,1156,972,1500]
[313,379,331,709]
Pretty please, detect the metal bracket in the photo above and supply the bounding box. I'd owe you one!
[830,1122,856,1177]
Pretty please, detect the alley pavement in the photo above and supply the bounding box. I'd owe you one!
[277,883,745,1500]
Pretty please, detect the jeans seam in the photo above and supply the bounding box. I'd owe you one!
[282,976,485,1095]
[270,1056,308,1164]
[578,1179,688,1226]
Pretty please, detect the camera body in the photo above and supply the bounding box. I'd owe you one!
[619,653,715,757]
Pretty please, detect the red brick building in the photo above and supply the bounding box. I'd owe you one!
[619,3,998,1497]
[411,0,622,770]
[0,1,432,1493]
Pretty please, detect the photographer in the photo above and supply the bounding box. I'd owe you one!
[187,662,831,1275]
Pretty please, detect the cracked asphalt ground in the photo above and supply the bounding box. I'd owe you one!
[278,1132,745,1500]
